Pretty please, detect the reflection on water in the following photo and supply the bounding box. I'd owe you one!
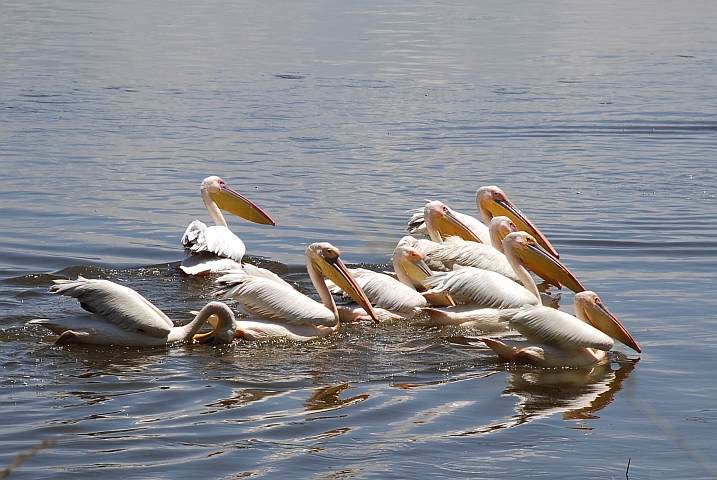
[504,359,638,423]
[304,383,370,413]
[453,359,637,437]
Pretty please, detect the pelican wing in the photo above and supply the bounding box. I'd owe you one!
[216,275,337,327]
[343,268,426,314]
[505,306,614,351]
[427,237,519,280]
[423,266,538,309]
[50,277,173,338]
[183,224,246,263]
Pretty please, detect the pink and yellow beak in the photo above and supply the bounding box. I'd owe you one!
[512,233,585,293]
[210,184,276,226]
[425,201,482,243]
[312,245,380,324]
[479,187,559,258]
[576,292,641,353]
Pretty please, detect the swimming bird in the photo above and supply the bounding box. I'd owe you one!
[421,203,519,279]
[476,231,640,367]
[213,242,379,341]
[422,231,584,309]
[326,243,445,321]
[180,176,275,275]
[476,186,559,258]
[29,277,237,346]
[407,186,560,258]
[407,200,490,244]
[480,291,641,368]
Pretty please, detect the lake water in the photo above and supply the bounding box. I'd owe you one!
[1,1,716,478]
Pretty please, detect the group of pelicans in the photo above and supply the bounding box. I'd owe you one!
[30,176,642,368]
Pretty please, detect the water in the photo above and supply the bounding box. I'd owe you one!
[1,0,716,478]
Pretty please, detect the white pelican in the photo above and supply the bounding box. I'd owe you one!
[392,243,454,307]
[29,277,237,346]
[214,242,379,341]
[180,176,275,275]
[421,202,519,279]
[476,186,559,258]
[406,186,560,258]
[327,243,446,322]
[407,200,490,244]
[481,291,641,368]
[422,231,583,309]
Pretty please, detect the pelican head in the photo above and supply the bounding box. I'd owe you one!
[307,242,380,324]
[202,175,275,226]
[191,301,239,345]
[574,291,641,353]
[476,186,559,258]
[504,231,585,293]
[392,244,433,286]
[424,200,482,243]
[488,215,518,252]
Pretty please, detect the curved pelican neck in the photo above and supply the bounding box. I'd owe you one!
[504,243,541,301]
[201,188,228,227]
[178,302,234,341]
[393,260,415,288]
[476,195,493,226]
[307,258,340,321]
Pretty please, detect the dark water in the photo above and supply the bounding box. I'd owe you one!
[2,1,717,478]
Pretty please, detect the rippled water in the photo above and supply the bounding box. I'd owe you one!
[2,1,717,478]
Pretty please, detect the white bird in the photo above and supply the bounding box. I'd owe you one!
[326,243,441,321]
[422,231,583,310]
[476,186,559,258]
[391,243,455,307]
[481,291,641,368]
[214,242,378,341]
[476,232,641,367]
[29,277,237,347]
[407,200,490,244]
[180,176,275,275]
[420,202,520,280]
[406,185,560,258]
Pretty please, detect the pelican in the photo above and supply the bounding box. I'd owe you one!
[476,186,559,258]
[392,243,454,307]
[422,232,584,309]
[326,243,445,322]
[213,242,379,341]
[406,186,560,258]
[407,200,490,244]
[180,176,275,275]
[420,202,519,279]
[29,277,237,346]
[476,232,640,367]
[481,291,641,368]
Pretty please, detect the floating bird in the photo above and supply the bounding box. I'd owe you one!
[327,243,443,321]
[476,232,640,367]
[391,243,454,307]
[421,202,520,279]
[407,186,560,258]
[29,277,237,346]
[214,242,378,341]
[407,200,490,243]
[476,186,559,258]
[422,231,583,309]
[180,176,275,275]
[481,291,641,368]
